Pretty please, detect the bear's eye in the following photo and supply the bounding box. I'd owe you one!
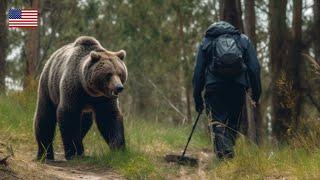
[88,59,99,70]
[106,73,113,80]
[118,74,121,77]
[118,74,125,82]
[97,73,112,89]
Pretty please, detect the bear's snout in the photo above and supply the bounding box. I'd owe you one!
[115,84,124,93]
[107,75,124,97]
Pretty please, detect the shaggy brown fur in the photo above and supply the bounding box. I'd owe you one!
[34,36,127,160]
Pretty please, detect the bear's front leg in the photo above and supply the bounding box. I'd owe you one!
[57,106,84,160]
[94,99,125,150]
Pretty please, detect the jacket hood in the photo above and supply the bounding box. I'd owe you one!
[205,21,240,38]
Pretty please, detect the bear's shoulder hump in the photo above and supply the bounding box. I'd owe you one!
[74,36,100,47]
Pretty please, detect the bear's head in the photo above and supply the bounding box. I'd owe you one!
[81,49,127,98]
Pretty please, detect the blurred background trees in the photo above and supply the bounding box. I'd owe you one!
[0,0,319,144]
[0,0,7,92]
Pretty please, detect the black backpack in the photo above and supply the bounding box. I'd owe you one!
[206,34,247,77]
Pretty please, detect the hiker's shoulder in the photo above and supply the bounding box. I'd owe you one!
[200,38,211,50]
[239,34,251,48]
[200,37,210,45]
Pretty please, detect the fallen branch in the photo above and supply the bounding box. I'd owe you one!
[147,78,187,121]
[301,53,320,76]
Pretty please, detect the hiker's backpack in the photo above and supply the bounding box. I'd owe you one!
[206,34,247,77]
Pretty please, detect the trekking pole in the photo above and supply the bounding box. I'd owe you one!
[180,112,202,158]
[164,112,202,166]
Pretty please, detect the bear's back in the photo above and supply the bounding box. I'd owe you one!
[42,36,103,105]
[74,36,101,47]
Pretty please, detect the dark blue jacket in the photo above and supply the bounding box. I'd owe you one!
[193,21,261,103]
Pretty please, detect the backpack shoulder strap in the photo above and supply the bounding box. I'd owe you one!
[200,38,216,65]
[233,34,245,52]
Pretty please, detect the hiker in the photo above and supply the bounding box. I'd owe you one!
[192,21,261,159]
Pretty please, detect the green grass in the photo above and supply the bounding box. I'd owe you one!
[211,138,320,179]
[1,90,320,179]
[0,91,36,145]
[76,116,210,179]
[0,90,210,179]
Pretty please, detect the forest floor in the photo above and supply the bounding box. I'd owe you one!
[0,144,121,180]
[0,136,214,180]
[1,90,320,179]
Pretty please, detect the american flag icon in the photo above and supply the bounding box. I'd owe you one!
[8,9,38,28]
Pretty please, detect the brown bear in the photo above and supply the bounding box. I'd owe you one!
[34,36,128,160]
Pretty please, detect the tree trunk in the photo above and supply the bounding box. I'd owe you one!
[244,0,263,145]
[269,0,291,142]
[221,0,244,32]
[314,0,320,63]
[290,0,303,129]
[0,0,7,92]
[177,5,191,123]
[236,0,244,33]
[25,0,40,83]
[219,0,224,20]
[244,0,256,47]
[254,103,263,144]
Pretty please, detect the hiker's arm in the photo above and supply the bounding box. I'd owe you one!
[245,40,262,103]
[192,41,206,109]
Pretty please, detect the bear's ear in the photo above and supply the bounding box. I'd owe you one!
[115,50,126,61]
[90,51,101,63]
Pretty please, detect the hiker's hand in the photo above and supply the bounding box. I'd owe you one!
[196,104,204,113]
[251,101,257,108]
[195,98,204,113]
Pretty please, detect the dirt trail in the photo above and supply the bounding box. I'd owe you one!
[43,161,122,180]
[33,153,123,180]
[165,148,214,179]
[1,142,122,180]
[7,155,123,180]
